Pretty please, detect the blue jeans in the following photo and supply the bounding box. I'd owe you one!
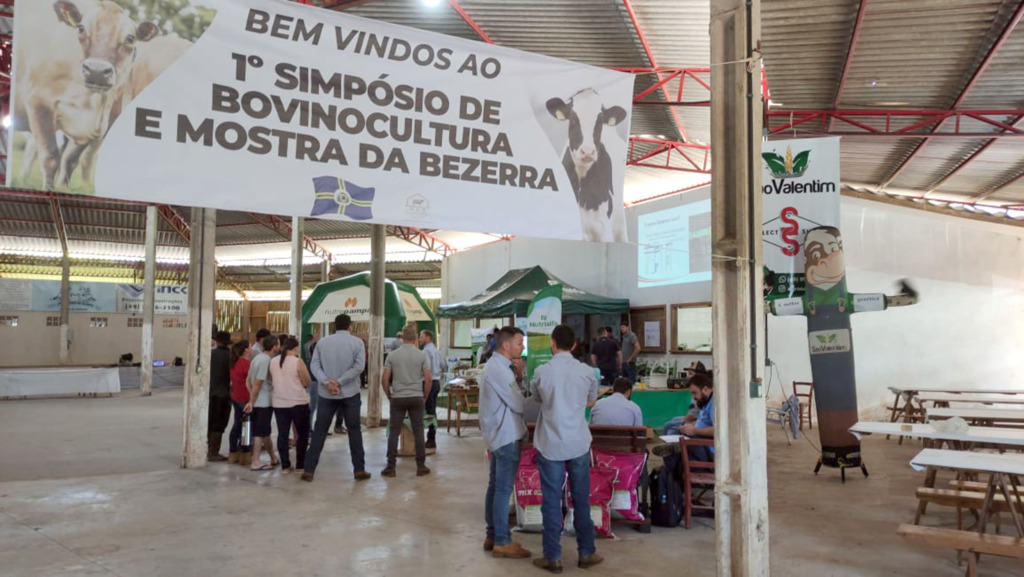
[305,393,365,474]
[663,417,687,436]
[537,451,596,561]
[485,440,522,546]
[622,363,637,383]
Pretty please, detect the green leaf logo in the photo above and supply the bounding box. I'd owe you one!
[764,147,810,178]
[816,335,828,344]
[827,333,837,343]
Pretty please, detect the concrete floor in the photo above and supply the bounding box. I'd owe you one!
[0,390,1019,577]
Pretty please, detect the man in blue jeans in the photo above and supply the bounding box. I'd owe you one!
[479,326,531,560]
[532,325,603,572]
[303,314,370,483]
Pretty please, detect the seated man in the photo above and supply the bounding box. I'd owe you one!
[661,362,710,435]
[590,377,643,427]
[655,373,714,461]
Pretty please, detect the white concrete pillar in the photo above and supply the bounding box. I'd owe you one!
[59,255,71,364]
[366,224,385,428]
[182,207,216,469]
[140,205,157,396]
[710,0,769,574]
[320,258,330,338]
[289,217,304,337]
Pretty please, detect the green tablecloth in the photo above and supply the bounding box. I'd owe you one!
[586,389,692,429]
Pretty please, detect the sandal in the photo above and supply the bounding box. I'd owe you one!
[250,463,274,471]
[270,459,280,467]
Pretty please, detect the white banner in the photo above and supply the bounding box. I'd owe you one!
[116,284,189,315]
[761,137,841,296]
[10,0,634,242]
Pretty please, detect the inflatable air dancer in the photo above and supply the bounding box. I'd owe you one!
[768,226,918,482]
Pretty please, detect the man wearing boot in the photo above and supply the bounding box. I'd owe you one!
[381,325,432,478]
[208,331,233,462]
[532,325,603,573]
[480,326,531,560]
[419,329,446,449]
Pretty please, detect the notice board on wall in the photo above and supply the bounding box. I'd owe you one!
[630,306,666,354]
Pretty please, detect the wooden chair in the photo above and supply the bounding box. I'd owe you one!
[679,438,715,529]
[793,381,814,431]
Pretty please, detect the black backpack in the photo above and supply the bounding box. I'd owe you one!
[650,452,683,527]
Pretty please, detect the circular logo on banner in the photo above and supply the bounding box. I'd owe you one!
[334,190,352,207]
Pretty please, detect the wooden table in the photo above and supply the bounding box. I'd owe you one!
[445,385,479,437]
[901,449,1024,575]
[886,387,1024,433]
[850,422,1024,448]
[927,407,1024,427]
[910,449,1024,536]
[916,393,1024,408]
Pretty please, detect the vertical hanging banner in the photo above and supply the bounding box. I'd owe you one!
[526,284,562,380]
[9,0,634,242]
[761,137,841,299]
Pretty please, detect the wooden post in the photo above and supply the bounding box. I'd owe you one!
[320,258,330,338]
[367,224,385,428]
[140,205,157,396]
[182,208,216,469]
[710,0,770,574]
[289,217,304,337]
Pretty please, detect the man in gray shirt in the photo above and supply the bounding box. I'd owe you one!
[531,325,602,572]
[304,314,369,482]
[619,321,639,383]
[419,329,446,449]
[382,325,432,477]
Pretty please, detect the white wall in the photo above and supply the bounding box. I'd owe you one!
[767,197,1024,416]
[442,192,1024,417]
[0,311,187,366]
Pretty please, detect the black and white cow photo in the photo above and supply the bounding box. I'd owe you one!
[546,88,629,243]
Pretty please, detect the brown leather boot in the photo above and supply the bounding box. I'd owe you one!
[228,452,240,465]
[577,553,604,569]
[532,558,563,573]
[492,542,531,559]
[416,465,431,477]
[208,434,228,462]
[483,538,494,552]
[240,452,252,467]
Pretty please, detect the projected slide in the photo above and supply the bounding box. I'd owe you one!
[638,200,712,288]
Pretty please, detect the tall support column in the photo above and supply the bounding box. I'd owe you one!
[710,0,769,574]
[183,208,216,469]
[59,255,70,364]
[366,224,385,428]
[289,217,304,336]
[141,205,158,396]
[242,300,252,341]
[320,258,331,338]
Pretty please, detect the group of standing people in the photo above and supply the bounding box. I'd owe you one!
[479,325,605,572]
[206,314,447,483]
[207,329,314,473]
[590,322,640,387]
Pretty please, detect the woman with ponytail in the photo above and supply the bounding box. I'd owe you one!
[269,337,313,473]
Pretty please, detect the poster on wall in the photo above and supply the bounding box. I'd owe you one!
[30,280,117,313]
[0,279,33,311]
[9,0,633,242]
[761,136,841,299]
[525,284,562,380]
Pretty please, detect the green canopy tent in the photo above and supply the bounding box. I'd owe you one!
[301,272,436,347]
[436,266,630,318]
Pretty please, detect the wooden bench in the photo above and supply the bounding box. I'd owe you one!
[950,480,1024,497]
[897,523,1024,577]
[916,487,1012,529]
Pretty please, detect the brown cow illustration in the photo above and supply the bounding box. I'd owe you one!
[13,0,158,190]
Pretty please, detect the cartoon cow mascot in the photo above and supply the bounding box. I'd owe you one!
[769,226,918,482]
[546,89,629,243]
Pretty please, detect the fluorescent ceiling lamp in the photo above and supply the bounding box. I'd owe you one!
[422,0,442,6]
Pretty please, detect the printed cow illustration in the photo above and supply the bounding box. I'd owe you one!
[546,89,628,243]
[13,0,159,190]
